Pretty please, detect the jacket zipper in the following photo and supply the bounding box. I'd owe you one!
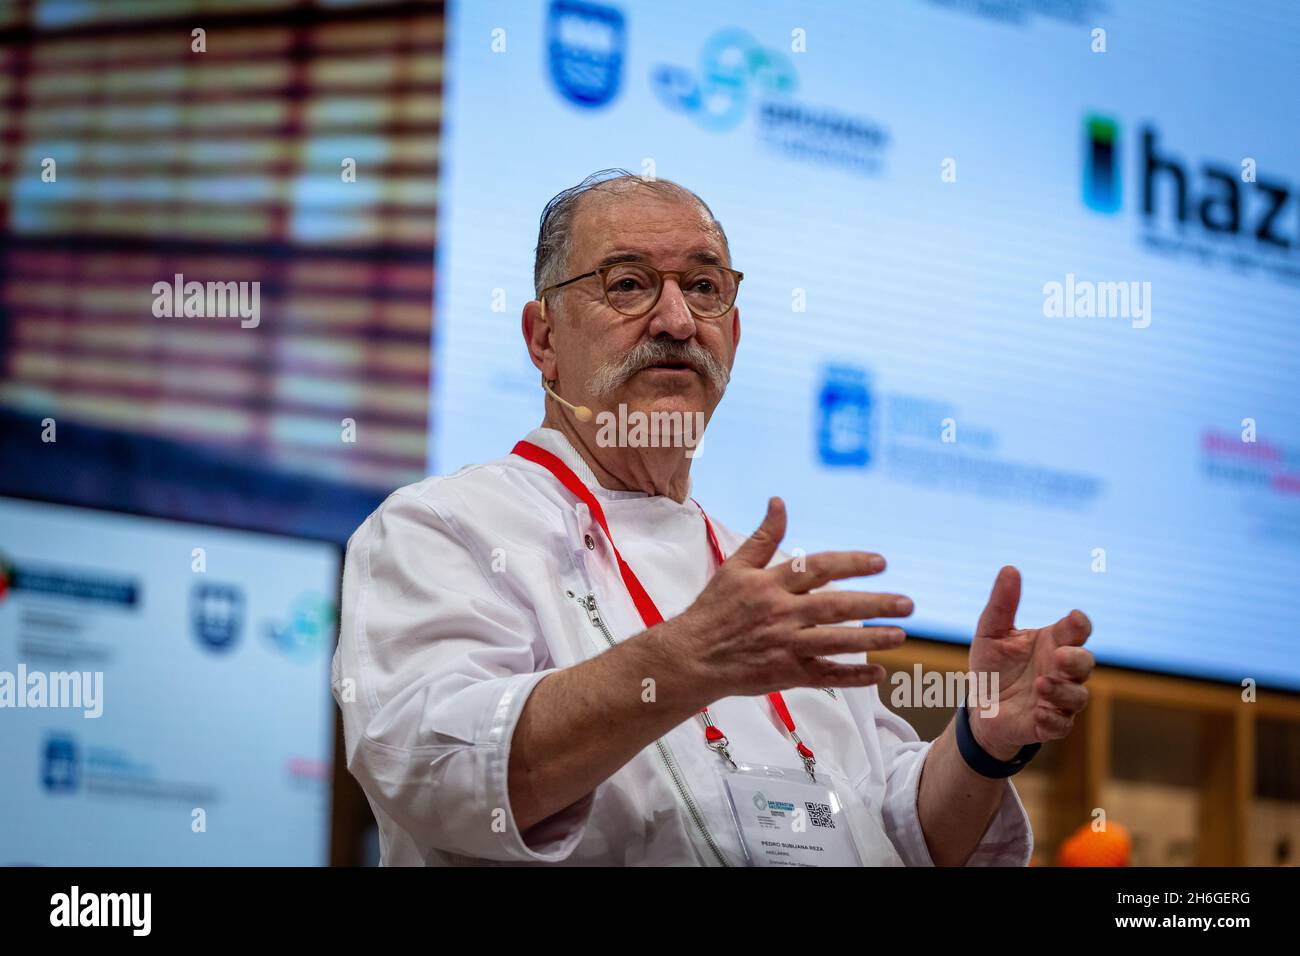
[577,591,732,867]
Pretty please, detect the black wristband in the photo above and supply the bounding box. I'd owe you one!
[954,701,1041,778]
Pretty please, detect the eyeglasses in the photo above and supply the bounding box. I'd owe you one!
[539,262,744,319]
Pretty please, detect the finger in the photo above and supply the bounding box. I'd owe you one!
[775,550,885,594]
[1052,609,1092,647]
[797,590,914,626]
[728,496,787,569]
[1034,707,1074,739]
[1053,645,1095,682]
[1035,675,1089,714]
[800,660,888,688]
[975,565,1020,638]
[793,625,905,657]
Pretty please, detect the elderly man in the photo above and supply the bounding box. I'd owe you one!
[332,169,1095,866]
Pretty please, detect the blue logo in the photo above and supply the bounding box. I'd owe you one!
[42,734,79,793]
[265,592,335,662]
[816,365,874,467]
[652,28,797,132]
[191,582,244,652]
[547,0,625,108]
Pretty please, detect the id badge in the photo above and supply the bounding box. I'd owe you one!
[717,763,863,867]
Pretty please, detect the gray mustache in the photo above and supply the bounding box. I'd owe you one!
[587,340,731,396]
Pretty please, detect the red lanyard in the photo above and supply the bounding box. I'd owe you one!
[513,440,817,779]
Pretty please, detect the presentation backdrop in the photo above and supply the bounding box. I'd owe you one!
[0,498,338,865]
[432,0,1300,689]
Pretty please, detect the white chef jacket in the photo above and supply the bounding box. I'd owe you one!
[331,426,1033,866]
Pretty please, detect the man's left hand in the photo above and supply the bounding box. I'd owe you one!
[966,566,1095,760]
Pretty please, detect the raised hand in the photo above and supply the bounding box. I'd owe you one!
[661,496,913,700]
[966,566,1095,759]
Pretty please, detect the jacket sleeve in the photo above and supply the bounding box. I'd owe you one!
[872,691,1034,866]
[331,490,596,862]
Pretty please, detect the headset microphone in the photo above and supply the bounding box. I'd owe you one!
[536,297,593,421]
[541,374,594,422]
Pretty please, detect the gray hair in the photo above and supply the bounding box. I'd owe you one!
[533,168,730,299]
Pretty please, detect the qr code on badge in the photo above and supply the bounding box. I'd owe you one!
[805,801,835,829]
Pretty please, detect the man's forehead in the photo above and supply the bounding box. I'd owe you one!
[570,190,727,267]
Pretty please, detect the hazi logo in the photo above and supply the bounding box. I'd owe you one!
[1084,114,1298,255]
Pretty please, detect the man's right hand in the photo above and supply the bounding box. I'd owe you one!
[656,496,913,701]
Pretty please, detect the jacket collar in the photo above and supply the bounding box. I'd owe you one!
[519,427,694,502]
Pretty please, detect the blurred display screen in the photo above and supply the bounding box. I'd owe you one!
[432,0,1300,689]
[0,495,338,865]
[0,0,442,541]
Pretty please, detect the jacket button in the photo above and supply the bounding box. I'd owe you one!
[584,534,595,550]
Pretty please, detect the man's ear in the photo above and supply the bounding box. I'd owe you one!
[731,306,741,351]
[522,298,557,379]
